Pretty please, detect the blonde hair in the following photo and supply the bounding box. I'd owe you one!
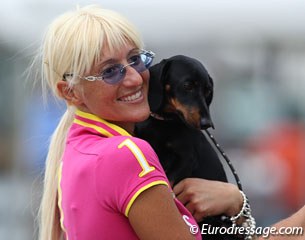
[36,5,143,240]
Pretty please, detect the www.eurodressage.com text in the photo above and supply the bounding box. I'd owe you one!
[200,224,303,238]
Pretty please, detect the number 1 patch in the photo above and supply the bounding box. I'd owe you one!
[118,139,155,177]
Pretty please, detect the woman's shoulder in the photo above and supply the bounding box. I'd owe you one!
[100,135,157,159]
[91,135,161,174]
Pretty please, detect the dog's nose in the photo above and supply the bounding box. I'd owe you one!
[200,118,214,130]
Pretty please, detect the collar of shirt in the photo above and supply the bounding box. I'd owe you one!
[73,109,132,138]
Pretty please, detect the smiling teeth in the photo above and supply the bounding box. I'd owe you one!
[120,90,141,102]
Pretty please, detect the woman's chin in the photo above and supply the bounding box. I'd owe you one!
[134,111,150,122]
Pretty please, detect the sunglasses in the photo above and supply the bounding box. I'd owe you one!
[63,50,155,85]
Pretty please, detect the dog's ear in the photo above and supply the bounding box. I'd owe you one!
[206,74,214,106]
[148,59,169,112]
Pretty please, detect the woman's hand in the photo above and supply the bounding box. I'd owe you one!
[173,178,243,222]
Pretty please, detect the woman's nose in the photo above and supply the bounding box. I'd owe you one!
[122,65,143,86]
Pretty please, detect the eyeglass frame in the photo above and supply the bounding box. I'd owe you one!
[63,49,155,84]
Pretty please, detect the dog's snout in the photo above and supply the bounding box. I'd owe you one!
[200,118,214,130]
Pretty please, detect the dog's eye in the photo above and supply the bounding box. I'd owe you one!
[183,82,194,91]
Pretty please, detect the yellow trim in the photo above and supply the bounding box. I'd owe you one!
[75,109,131,136]
[57,162,68,238]
[124,180,169,217]
[74,118,114,137]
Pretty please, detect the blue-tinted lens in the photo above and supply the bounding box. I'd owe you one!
[101,64,125,84]
[129,53,154,73]
[129,54,146,73]
[100,51,155,85]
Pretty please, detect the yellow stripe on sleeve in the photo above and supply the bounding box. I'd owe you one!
[124,180,169,217]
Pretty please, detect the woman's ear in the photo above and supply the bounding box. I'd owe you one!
[56,80,83,106]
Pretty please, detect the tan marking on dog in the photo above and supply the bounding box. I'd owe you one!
[163,84,176,113]
[169,98,201,129]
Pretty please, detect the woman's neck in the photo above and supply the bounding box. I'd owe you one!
[111,121,135,135]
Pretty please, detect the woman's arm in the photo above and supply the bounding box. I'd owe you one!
[129,184,195,240]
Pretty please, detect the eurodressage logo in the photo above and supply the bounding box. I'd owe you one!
[182,215,199,235]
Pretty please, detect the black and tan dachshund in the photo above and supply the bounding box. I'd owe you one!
[135,55,243,240]
[136,55,227,184]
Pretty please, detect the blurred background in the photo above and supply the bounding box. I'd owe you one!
[1,0,305,239]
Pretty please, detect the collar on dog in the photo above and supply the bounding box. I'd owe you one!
[150,112,173,121]
[150,112,167,121]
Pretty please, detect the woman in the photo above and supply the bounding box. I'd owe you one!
[35,5,245,240]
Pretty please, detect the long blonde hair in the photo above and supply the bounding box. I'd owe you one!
[36,5,143,240]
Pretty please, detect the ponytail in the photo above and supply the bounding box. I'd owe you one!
[38,108,75,240]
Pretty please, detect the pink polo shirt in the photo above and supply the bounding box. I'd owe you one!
[58,110,201,240]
